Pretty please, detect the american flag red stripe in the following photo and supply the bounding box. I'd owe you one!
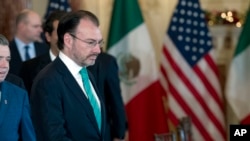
[204,55,220,78]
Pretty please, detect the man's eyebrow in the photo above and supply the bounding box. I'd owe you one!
[85,38,103,41]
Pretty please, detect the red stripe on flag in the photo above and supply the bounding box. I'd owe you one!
[204,54,220,78]
[193,63,224,112]
[168,82,213,140]
[126,81,168,141]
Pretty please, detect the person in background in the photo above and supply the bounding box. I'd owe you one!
[88,51,127,141]
[19,11,66,95]
[30,10,107,141]
[0,34,36,141]
[9,9,49,75]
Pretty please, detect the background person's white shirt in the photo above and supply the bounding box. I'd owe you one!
[14,37,36,61]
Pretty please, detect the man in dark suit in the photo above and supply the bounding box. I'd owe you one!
[9,9,49,75]
[0,34,36,141]
[88,52,127,141]
[31,10,107,141]
[19,11,66,94]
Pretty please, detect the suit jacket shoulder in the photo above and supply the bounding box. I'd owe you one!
[0,81,36,141]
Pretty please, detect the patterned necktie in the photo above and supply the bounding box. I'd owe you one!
[24,45,30,60]
[79,68,101,131]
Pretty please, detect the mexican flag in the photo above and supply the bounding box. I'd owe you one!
[225,7,250,124]
[107,0,168,140]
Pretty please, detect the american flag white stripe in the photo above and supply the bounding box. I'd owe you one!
[160,34,226,140]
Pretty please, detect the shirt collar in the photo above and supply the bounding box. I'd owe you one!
[49,49,57,61]
[59,51,83,77]
[14,37,34,49]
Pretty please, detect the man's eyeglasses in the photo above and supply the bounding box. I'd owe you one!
[69,33,104,48]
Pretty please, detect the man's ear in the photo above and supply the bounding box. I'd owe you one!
[45,32,51,43]
[63,33,73,49]
[18,22,26,32]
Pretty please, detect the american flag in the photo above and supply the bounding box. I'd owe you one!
[160,0,226,140]
[44,0,71,19]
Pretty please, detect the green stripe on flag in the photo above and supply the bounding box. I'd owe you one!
[107,0,143,49]
[234,8,250,57]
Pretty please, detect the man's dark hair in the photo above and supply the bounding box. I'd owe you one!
[57,10,99,50]
[43,11,67,35]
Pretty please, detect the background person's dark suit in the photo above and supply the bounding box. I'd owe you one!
[9,40,49,75]
[0,81,36,141]
[19,53,51,94]
[30,57,107,141]
[5,73,25,89]
[88,52,127,140]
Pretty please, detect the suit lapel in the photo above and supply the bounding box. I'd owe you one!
[0,82,10,127]
[54,58,101,134]
[10,41,22,61]
[9,40,22,67]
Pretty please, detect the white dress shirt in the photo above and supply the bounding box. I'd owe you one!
[49,49,57,61]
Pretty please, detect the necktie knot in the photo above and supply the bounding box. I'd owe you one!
[79,68,90,91]
[79,68,88,78]
[24,45,29,49]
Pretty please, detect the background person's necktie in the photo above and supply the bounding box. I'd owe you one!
[79,68,101,131]
[24,45,30,60]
